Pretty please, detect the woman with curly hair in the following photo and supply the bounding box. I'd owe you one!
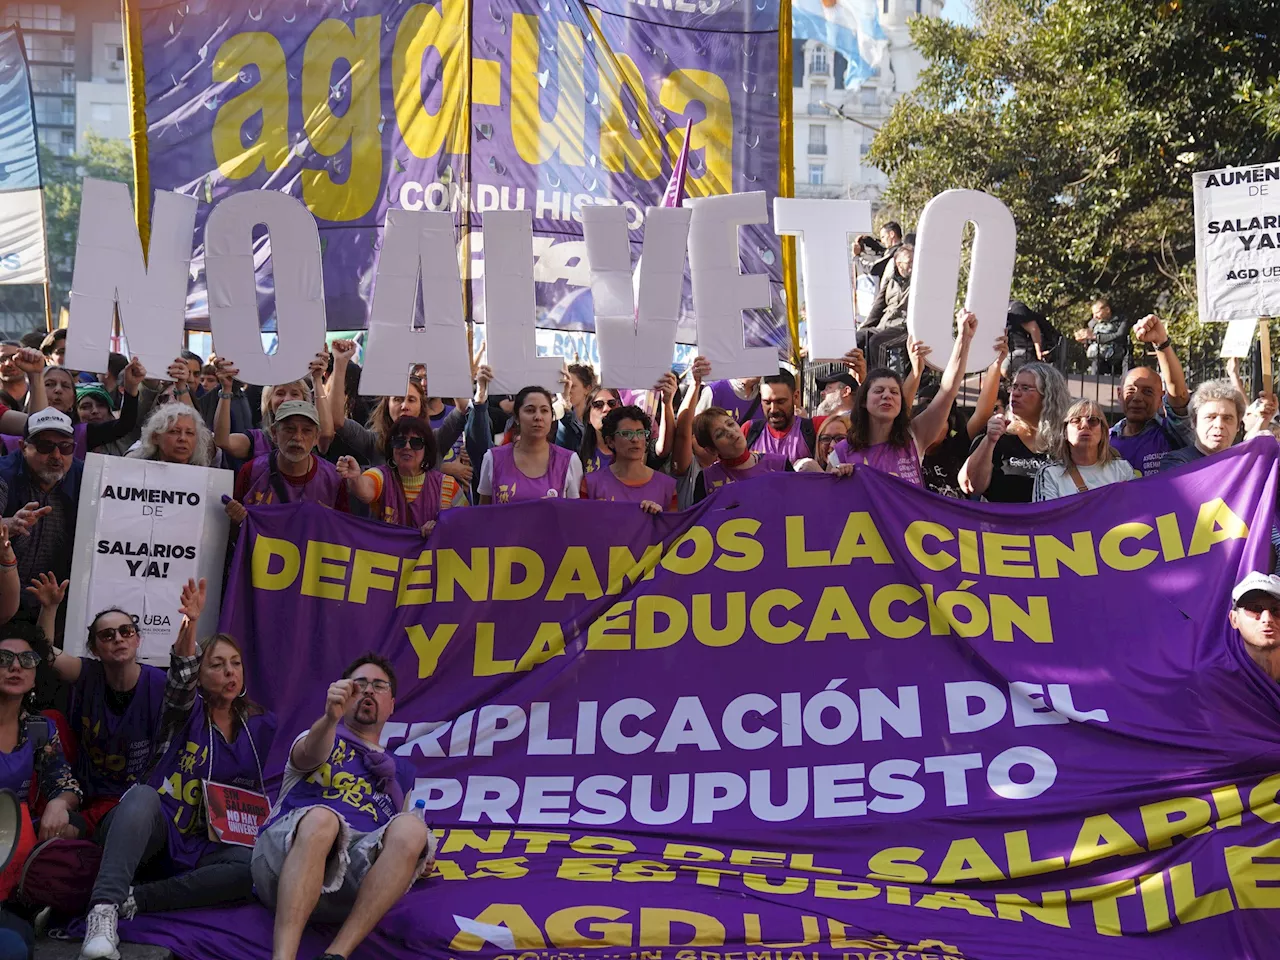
[128,402,217,467]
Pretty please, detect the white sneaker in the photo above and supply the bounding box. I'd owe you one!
[80,903,120,960]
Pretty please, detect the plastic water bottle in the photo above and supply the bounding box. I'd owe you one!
[414,798,427,820]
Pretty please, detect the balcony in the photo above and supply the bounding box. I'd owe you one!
[795,183,843,199]
[806,102,833,116]
[808,57,830,77]
[807,142,828,155]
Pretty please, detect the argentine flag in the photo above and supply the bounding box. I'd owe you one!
[792,0,888,89]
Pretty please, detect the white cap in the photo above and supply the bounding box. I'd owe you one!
[23,407,73,439]
[1232,572,1280,606]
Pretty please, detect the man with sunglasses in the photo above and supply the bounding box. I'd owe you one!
[252,653,432,960]
[0,408,83,617]
[583,406,678,512]
[1229,573,1280,682]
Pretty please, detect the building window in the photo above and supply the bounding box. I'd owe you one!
[810,81,827,107]
[883,0,889,12]
[91,103,113,124]
[861,87,878,106]
[809,124,826,146]
[5,4,72,31]
[859,141,871,156]
[916,0,923,11]
[808,164,825,186]
[809,48,828,76]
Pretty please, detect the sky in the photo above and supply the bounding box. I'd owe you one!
[943,0,975,26]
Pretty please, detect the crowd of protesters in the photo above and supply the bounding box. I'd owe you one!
[0,290,1274,960]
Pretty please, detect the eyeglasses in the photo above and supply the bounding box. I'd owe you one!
[615,428,650,441]
[391,436,426,450]
[29,438,74,455]
[95,623,139,644]
[1010,383,1040,395]
[1066,416,1104,428]
[591,398,620,411]
[351,677,392,693]
[0,650,40,670]
[816,434,844,446]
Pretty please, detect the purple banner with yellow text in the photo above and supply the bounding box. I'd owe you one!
[125,441,1280,959]
[128,0,785,343]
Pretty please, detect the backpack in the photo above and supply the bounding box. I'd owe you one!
[16,837,103,915]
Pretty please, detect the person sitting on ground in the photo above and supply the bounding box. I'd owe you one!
[961,361,1070,503]
[692,406,792,502]
[828,310,980,486]
[33,577,166,839]
[1229,572,1280,683]
[476,382,583,504]
[81,580,277,959]
[1033,399,1138,501]
[336,416,464,536]
[224,401,348,525]
[129,402,217,467]
[1107,314,1193,475]
[582,406,677,513]
[251,654,433,960]
[1159,380,1250,472]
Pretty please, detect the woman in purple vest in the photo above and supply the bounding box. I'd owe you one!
[583,406,678,512]
[336,416,464,535]
[691,406,792,502]
[828,310,979,487]
[478,386,583,504]
[212,354,332,463]
[574,386,621,475]
[35,579,168,838]
[82,580,278,959]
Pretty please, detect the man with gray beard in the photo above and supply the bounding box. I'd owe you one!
[0,407,80,616]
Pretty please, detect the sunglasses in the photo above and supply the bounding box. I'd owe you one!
[29,438,75,455]
[0,650,40,670]
[591,398,621,411]
[1066,416,1104,428]
[615,428,650,441]
[391,436,426,450]
[95,623,139,644]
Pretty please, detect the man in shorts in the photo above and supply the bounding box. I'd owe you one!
[252,654,433,960]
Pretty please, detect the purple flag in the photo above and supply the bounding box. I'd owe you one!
[123,441,1280,959]
[662,119,696,209]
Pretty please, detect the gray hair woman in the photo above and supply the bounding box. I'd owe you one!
[129,402,215,467]
[961,361,1070,503]
[1034,399,1137,500]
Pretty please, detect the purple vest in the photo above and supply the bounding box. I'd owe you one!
[708,380,764,424]
[1,422,87,457]
[583,448,612,475]
[1109,421,1172,476]
[149,701,277,869]
[375,465,443,528]
[584,466,677,506]
[70,660,167,799]
[429,407,464,464]
[0,716,55,798]
[243,453,343,507]
[751,418,812,460]
[489,443,574,503]
[246,428,272,460]
[701,452,788,493]
[832,437,923,487]
[271,728,412,834]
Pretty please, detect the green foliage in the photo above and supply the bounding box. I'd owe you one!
[43,134,134,309]
[869,0,1280,353]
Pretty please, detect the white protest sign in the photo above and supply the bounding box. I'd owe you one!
[773,198,870,361]
[1194,163,1280,323]
[582,204,691,388]
[65,455,232,665]
[359,208,474,398]
[907,189,1016,370]
[64,179,1025,386]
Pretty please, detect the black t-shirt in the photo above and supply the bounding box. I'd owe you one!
[968,432,1047,503]
[922,429,971,498]
[104,683,136,715]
